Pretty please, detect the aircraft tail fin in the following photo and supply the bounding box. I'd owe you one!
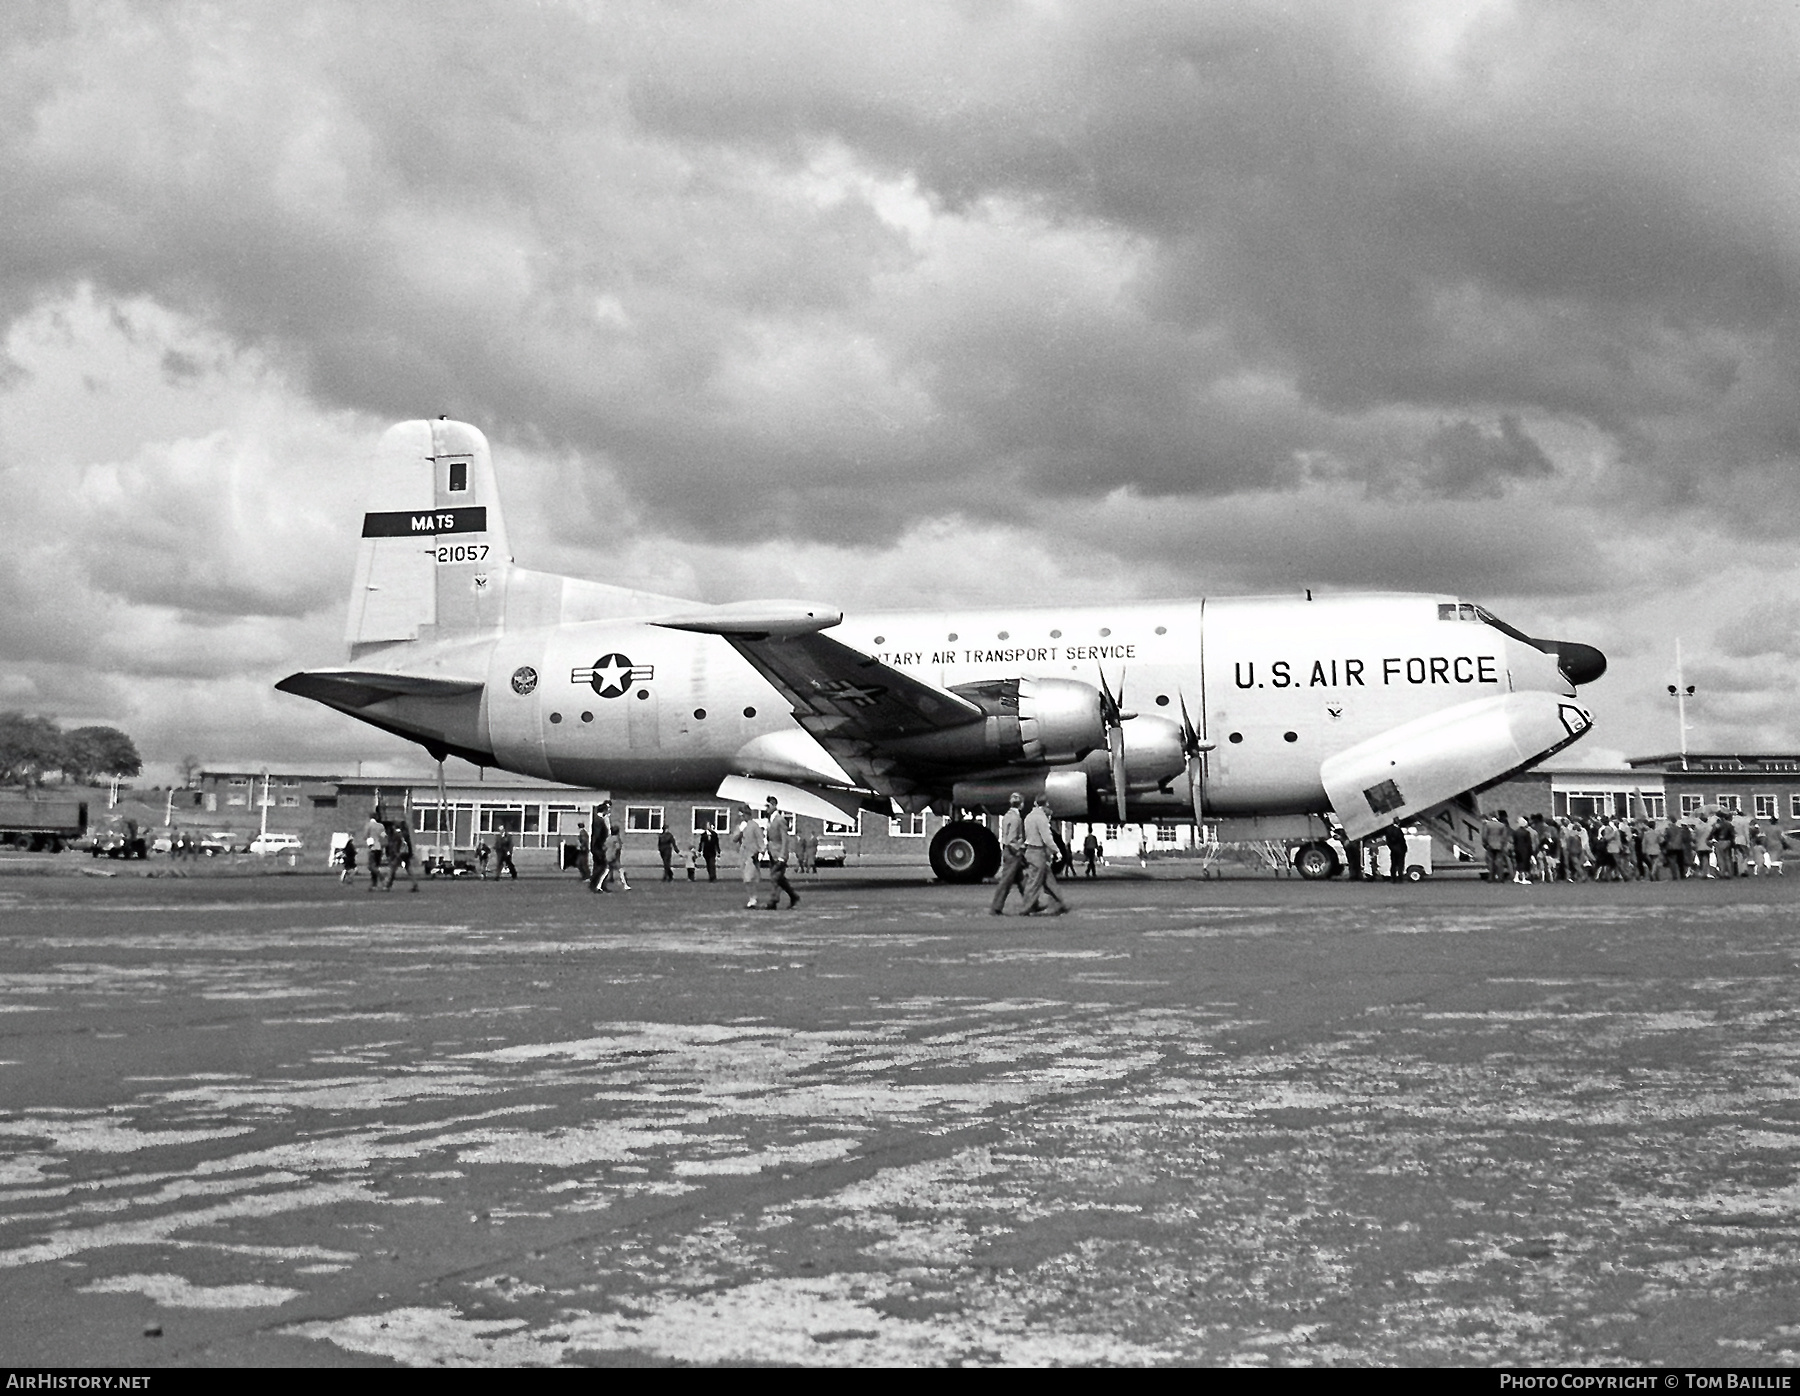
[345,419,512,655]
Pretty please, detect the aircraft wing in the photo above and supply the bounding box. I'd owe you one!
[654,608,984,794]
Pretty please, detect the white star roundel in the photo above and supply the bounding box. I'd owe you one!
[571,653,654,699]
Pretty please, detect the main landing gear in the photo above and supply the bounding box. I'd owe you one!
[929,820,1001,883]
[1292,841,1341,880]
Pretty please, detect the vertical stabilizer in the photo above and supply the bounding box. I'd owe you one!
[345,420,513,655]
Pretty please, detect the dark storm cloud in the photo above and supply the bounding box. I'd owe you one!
[6,0,1794,552]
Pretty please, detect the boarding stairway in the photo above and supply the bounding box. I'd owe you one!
[1414,792,1487,868]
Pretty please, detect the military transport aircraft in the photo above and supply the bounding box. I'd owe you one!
[278,420,1606,882]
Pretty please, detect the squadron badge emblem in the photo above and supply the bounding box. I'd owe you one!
[510,666,538,696]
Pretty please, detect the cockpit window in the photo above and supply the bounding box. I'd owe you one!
[1441,600,1534,644]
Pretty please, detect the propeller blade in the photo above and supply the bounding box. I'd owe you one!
[1108,723,1129,823]
[1177,693,1213,832]
[1096,667,1123,727]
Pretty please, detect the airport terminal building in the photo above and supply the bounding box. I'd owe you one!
[179,749,1800,873]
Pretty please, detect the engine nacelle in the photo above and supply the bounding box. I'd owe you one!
[885,676,1107,768]
[952,768,1092,818]
[1015,676,1109,762]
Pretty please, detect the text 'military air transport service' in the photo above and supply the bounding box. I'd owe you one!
[278,420,1606,881]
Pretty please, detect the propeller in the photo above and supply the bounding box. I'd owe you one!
[1096,668,1134,822]
[1177,693,1216,832]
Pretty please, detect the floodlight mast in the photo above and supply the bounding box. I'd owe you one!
[1666,640,1696,772]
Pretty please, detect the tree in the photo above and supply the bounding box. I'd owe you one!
[0,711,65,788]
[178,754,203,788]
[60,727,143,784]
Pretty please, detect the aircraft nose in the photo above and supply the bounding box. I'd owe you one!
[1535,639,1607,687]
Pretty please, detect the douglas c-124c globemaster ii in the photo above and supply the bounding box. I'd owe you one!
[278,420,1607,882]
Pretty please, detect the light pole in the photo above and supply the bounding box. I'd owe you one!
[1667,639,1695,773]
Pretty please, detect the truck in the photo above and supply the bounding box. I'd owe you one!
[0,795,89,852]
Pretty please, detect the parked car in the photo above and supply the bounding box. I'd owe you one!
[249,832,304,856]
[200,831,246,856]
[814,840,848,867]
[90,830,148,859]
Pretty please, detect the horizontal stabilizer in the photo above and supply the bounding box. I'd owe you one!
[275,669,486,710]
[652,600,843,639]
[716,775,875,826]
[1322,692,1592,842]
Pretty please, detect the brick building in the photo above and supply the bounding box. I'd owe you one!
[1483,753,1800,828]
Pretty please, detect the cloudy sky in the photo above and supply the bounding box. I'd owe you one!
[3,0,1797,780]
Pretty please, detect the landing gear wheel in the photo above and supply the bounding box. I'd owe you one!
[1405,865,1425,882]
[930,821,1001,883]
[1294,841,1340,880]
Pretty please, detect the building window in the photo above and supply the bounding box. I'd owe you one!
[545,804,584,837]
[823,818,858,837]
[625,805,664,833]
[226,777,251,807]
[479,805,525,836]
[1680,794,1705,816]
[1564,792,1619,821]
[1639,794,1666,819]
[691,806,730,833]
[1156,822,1182,844]
[1717,794,1742,815]
[279,794,300,807]
[1792,794,1800,821]
[889,813,929,837]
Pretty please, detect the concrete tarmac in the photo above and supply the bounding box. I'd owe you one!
[2,867,1799,1367]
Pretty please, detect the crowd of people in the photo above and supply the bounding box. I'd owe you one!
[1477,808,1790,883]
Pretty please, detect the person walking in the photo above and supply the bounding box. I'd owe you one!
[1082,829,1102,880]
[1020,794,1068,915]
[1642,818,1665,880]
[475,839,490,880]
[384,821,420,892]
[1761,820,1789,875]
[339,836,358,886]
[699,823,720,881]
[494,827,517,880]
[363,809,386,891]
[1510,815,1536,884]
[1662,815,1688,880]
[761,797,800,910]
[589,802,612,891]
[1482,812,1509,884]
[732,805,764,907]
[1710,809,1736,879]
[599,820,630,892]
[797,828,817,876]
[574,822,591,886]
[658,825,677,882]
[685,843,697,880]
[989,793,1029,915]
